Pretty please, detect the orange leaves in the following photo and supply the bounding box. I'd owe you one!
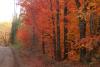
[18,0,100,61]
[68,50,79,61]
[17,24,33,47]
[67,0,77,13]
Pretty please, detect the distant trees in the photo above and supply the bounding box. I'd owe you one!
[10,15,20,44]
[0,31,9,46]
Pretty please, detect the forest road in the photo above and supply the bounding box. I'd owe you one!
[0,46,24,67]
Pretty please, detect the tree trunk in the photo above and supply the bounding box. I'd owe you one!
[42,35,45,54]
[75,0,81,9]
[49,0,57,60]
[75,0,87,62]
[63,0,68,59]
[56,0,61,61]
[97,16,100,34]
[10,15,19,44]
[90,12,95,35]
[79,19,86,39]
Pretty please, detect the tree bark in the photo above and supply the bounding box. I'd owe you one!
[56,0,61,61]
[42,33,45,54]
[49,0,57,60]
[90,12,95,35]
[63,0,68,59]
[79,19,86,39]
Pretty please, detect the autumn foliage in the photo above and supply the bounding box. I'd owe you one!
[17,0,100,62]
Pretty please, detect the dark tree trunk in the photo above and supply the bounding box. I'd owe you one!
[63,1,68,60]
[10,16,19,44]
[90,12,95,35]
[97,16,100,34]
[79,19,86,39]
[75,0,87,62]
[50,0,57,60]
[79,46,87,63]
[42,33,45,54]
[75,0,87,39]
[56,0,61,61]
[75,0,81,9]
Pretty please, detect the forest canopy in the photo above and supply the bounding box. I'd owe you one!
[17,0,100,62]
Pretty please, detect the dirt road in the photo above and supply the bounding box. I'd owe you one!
[0,46,24,67]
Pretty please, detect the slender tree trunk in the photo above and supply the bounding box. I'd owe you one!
[75,0,87,39]
[75,0,87,62]
[90,12,95,35]
[79,19,86,39]
[75,0,81,9]
[42,34,45,54]
[63,0,68,59]
[49,0,57,60]
[56,0,61,61]
[79,0,88,39]
[10,15,19,44]
[97,16,100,34]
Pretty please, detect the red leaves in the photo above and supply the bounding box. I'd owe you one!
[18,0,100,61]
[17,24,33,47]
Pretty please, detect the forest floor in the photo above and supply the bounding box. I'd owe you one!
[19,44,100,67]
[20,52,100,67]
